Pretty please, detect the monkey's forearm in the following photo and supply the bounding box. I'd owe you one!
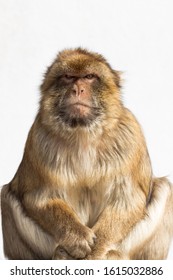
[23,197,85,239]
[23,196,96,259]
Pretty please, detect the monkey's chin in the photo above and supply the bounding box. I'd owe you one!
[59,112,96,127]
[62,115,94,128]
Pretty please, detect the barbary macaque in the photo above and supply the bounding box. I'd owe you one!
[1,48,173,259]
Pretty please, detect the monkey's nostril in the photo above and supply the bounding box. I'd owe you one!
[72,89,77,94]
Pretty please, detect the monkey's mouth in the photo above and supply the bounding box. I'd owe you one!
[69,101,92,112]
[69,101,92,108]
[58,102,101,127]
[67,102,92,119]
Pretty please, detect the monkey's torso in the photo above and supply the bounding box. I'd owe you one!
[10,108,150,230]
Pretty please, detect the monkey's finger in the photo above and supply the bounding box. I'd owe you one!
[72,245,91,259]
[68,240,92,259]
[84,227,97,246]
[87,234,97,248]
[52,246,74,260]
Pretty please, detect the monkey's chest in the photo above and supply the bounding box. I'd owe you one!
[54,146,117,226]
[63,180,114,227]
[53,176,111,227]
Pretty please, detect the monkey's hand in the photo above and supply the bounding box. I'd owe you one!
[83,240,128,260]
[52,226,96,259]
[58,224,96,259]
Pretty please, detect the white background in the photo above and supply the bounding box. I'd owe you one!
[0,0,173,260]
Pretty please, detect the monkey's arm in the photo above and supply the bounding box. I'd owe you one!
[84,206,136,259]
[22,193,96,259]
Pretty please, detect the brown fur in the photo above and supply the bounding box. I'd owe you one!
[1,48,173,259]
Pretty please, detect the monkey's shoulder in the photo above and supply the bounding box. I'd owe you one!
[120,107,143,129]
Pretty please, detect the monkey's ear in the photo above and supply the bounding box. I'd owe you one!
[113,70,123,88]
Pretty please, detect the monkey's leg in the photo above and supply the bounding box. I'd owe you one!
[132,180,173,260]
[1,185,56,259]
[109,178,173,260]
[1,186,37,259]
[132,225,173,260]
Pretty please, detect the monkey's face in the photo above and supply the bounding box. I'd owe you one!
[40,49,121,130]
[52,72,102,127]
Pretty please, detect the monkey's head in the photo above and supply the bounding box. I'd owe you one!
[40,48,122,132]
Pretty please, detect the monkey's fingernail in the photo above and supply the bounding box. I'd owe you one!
[93,235,97,242]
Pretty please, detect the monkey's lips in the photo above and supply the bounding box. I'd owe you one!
[68,102,92,117]
[70,101,91,108]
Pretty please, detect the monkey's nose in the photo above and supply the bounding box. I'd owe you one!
[72,85,85,96]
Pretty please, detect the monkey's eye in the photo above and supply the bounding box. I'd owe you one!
[85,74,95,80]
[59,74,76,84]
[64,74,75,80]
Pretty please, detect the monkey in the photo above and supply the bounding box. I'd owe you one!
[1,48,173,260]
